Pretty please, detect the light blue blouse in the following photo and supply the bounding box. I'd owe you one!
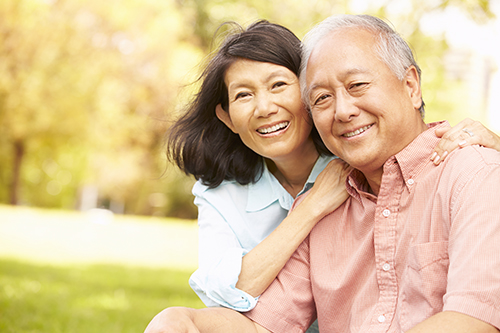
[189,154,335,311]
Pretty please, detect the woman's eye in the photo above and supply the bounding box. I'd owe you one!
[235,92,250,100]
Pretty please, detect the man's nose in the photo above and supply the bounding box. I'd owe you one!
[334,92,360,122]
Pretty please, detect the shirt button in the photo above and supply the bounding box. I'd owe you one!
[382,263,391,271]
[378,315,386,323]
[407,179,415,185]
[382,209,391,217]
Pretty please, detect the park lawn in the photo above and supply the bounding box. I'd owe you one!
[0,258,204,333]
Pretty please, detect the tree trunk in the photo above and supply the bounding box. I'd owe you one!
[9,140,24,205]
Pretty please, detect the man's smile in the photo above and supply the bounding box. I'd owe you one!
[342,124,373,138]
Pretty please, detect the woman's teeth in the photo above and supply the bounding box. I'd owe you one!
[258,121,289,134]
[343,124,372,138]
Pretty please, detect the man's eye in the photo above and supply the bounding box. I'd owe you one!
[314,94,330,105]
[350,82,367,89]
[272,81,286,89]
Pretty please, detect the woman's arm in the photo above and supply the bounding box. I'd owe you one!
[431,118,500,165]
[189,188,256,310]
[235,159,351,297]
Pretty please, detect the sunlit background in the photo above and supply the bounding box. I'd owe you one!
[0,0,498,331]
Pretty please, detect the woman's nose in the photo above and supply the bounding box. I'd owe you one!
[254,94,279,118]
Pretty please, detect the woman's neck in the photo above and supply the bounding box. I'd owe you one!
[266,148,320,198]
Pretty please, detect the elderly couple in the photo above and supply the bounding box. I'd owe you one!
[147,14,500,333]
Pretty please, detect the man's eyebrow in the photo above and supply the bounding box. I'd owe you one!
[307,67,371,94]
[345,67,370,75]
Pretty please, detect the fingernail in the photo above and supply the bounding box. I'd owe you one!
[431,152,437,160]
[458,140,467,147]
[441,151,448,159]
[434,155,441,164]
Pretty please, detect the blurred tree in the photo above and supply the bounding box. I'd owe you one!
[0,0,94,206]
[0,0,200,217]
[76,0,201,217]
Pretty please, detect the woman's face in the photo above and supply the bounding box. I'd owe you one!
[216,59,315,163]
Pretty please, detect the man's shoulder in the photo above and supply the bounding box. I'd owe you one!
[434,145,500,193]
[471,145,500,164]
[445,145,500,170]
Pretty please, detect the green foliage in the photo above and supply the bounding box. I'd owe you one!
[0,259,204,333]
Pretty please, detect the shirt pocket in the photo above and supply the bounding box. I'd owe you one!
[399,241,449,331]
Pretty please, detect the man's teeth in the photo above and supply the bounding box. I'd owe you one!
[258,122,289,134]
[343,124,372,138]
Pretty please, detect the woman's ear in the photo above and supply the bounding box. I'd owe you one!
[215,104,238,133]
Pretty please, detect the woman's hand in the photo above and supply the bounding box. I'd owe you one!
[431,118,500,165]
[306,158,352,218]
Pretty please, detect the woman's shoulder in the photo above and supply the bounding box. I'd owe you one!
[192,159,268,198]
[192,178,248,198]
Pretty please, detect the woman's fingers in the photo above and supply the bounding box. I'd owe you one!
[432,118,500,165]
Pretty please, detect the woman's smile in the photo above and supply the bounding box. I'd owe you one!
[257,121,290,135]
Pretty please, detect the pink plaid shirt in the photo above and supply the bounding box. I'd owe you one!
[245,121,500,333]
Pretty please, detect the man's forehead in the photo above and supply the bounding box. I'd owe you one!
[309,27,377,62]
[306,28,379,84]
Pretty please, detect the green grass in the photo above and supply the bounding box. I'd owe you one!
[0,258,204,333]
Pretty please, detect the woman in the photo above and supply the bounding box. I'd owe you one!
[164,19,500,332]
[167,22,348,332]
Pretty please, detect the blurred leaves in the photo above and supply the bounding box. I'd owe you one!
[0,0,199,217]
[0,0,495,217]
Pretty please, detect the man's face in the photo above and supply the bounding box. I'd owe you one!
[305,27,426,182]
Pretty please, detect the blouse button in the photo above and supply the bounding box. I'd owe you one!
[382,209,391,217]
[407,179,415,185]
[378,315,386,323]
[382,263,391,271]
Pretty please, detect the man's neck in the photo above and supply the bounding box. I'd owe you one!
[361,121,429,196]
[363,170,383,196]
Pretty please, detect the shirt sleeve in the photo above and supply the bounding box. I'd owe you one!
[245,236,316,333]
[443,149,500,329]
[188,188,259,311]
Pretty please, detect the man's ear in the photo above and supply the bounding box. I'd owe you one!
[215,104,238,133]
[405,66,422,110]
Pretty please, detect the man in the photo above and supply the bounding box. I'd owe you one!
[145,14,500,333]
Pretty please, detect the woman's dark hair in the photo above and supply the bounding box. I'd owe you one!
[167,20,331,188]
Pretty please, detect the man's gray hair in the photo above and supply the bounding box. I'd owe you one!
[300,14,425,117]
